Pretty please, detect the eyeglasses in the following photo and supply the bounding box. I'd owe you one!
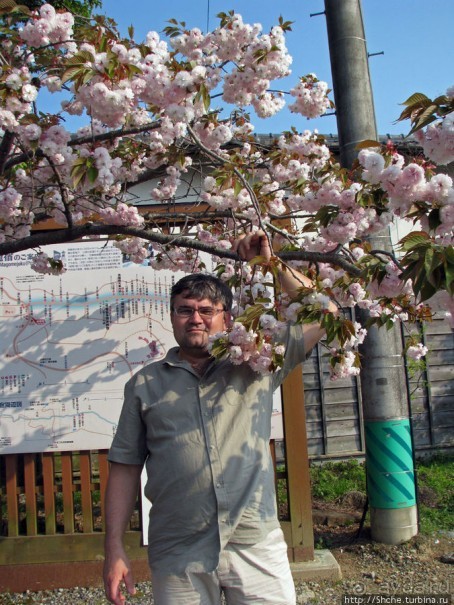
[172,306,225,318]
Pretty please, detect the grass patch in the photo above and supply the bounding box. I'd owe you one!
[416,456,454,534]
[308,456,453,535]
[310,459,366,501]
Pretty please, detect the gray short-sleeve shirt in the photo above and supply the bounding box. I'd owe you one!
[108,322,308,574]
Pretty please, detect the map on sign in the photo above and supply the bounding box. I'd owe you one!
[0,241,182,454]
[0,241,283,455]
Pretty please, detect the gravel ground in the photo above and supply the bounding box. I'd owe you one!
[0,531,452,604]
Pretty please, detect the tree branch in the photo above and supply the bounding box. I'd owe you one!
[0,223,362,275]
[0,130,16,174]
[2,120,163,173]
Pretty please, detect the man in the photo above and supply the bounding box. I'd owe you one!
[103,232,334,605]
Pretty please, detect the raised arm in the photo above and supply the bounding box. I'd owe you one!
[103,462,143,605]
[233,230,338,351]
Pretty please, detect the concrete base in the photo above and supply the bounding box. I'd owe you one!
[290,549,342,582]
[370,506,418,544]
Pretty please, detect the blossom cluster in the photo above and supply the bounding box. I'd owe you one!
[414,112,454,166]
[0,4,452,378]
[412,86,454,166]
[149,244,205,273]
[20,3,74,48]
[288,74,333,118]
[358,148,453,242]
[210,322,285,374]
[208,268,287,373]
[0,4,332,242]
[406,343,428,361]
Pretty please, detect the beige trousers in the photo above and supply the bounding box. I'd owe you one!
[151,527,296,605]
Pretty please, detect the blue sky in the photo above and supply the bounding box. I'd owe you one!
[49,0,454,136]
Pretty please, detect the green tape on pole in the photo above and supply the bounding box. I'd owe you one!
[365,419,416,509]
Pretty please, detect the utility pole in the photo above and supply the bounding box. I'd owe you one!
[323,0,418,544]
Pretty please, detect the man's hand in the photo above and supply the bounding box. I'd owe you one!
[103,547,136,605]
[232,230,271,263]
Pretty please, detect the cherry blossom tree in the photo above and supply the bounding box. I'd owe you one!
[0,2,453,378]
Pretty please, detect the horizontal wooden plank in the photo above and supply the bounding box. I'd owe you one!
[426,366,454,380]
[306,424,323,439]
[410,399,429,414]
[411,420,454,447]
[326,435,362,453]
[432,429,454,446]
[305,408,322,422]
[324,401,360,415]
[302,358,320,372]
[305,404,360,422]
[426,350,454,364]
[411,414,431,430]
[303,373,356,393]
[411,380,452,396]
[307,439,325,456]
[431,411,454,426]
[412,431,432,447]
[429,397,454,412]
[422,321,453,336]
[304,389,360,401]
[428,382,454,396]
[302,391,323,405]
[323,394,360,407]
[410,409,454,426]
[0,531,146,566]
[326,420,360,438]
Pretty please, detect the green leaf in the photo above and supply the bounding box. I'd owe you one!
[278,16,294,31]
[410,264,436,302]
[398,231,430,251]
[400,92,430,107]
[61,66,84,84]
[445,246,454,264]
[71,166,87,189]
[419,279,438,302]
[99,36,108,53]
[126,64,143,77]
[408,110,438,136]
[65,50,96,66]
[0,0,21,9]
[428,209,441,231]
[233,179,242,196]
[87,166,98,184]
[432,94,450,106]
[248,255,269,266]
[81,69,97,85]
[399,257,423,286]
[445,252,454,295]
[0,0,30,15]
[424,248,435,276]
[70,158,89,188]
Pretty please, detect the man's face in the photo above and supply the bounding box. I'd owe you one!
[170,293,229,356]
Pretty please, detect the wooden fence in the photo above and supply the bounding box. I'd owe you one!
[303,318,454,458]
[1,451,110,538]
[0,449,147,592]
[0,443,290,593]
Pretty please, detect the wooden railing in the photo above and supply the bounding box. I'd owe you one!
[1,444,286,540]
[0,443,293,592]
[1,450,113,538]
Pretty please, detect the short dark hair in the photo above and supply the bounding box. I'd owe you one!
[170,274,233,312]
